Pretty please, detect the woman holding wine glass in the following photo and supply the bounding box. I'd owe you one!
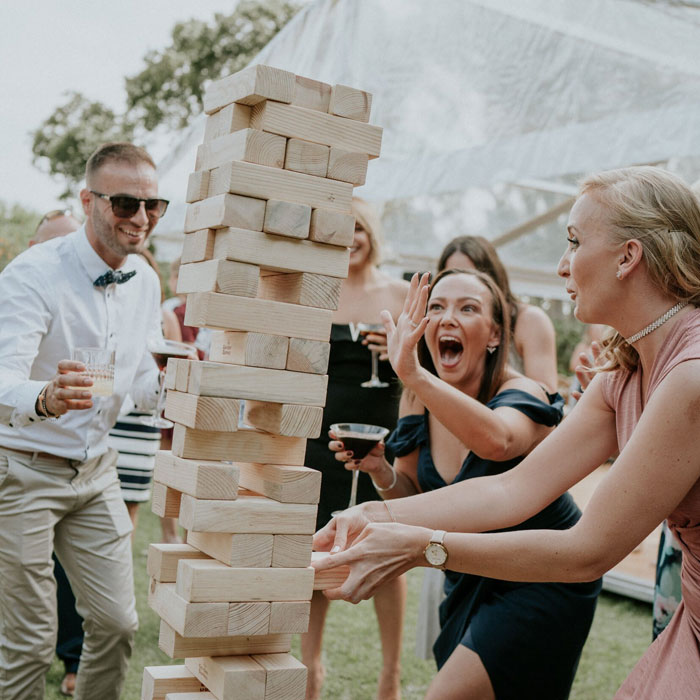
[302,198,409,700]
[327,268,600,700]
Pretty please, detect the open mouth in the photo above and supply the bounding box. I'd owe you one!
[438,335,463,367]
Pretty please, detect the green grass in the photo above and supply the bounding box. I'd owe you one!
[44,505,652,699]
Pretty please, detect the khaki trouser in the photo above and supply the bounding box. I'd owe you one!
[0,447,137,700]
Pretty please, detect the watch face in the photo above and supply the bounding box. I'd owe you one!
[425,542,447,567]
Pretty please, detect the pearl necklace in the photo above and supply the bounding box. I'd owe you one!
[624,301,688,344]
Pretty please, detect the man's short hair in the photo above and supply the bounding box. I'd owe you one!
[85,142,156,186]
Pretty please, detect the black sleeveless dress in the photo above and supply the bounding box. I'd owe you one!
[386,389,602,700]
[305,323,402,529]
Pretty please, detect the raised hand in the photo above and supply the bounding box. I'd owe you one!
[42,360,94,416]
[572,341,601,401]
[328,428,389,480]
[380,272,431,385]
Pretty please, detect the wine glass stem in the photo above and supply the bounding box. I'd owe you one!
[349,469,360,508]
[370,350,380,381]
[154,370,167,418]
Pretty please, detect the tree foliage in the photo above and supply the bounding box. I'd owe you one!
[30,1,299,198]
[0,200,41,271]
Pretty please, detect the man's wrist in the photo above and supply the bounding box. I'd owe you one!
[35,383,56,418]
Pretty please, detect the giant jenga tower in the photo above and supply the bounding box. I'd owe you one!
[141,65,380,700]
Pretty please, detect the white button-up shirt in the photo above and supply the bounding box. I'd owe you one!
[0,226,162,460]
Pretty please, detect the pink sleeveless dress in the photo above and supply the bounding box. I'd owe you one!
[600,308,700,699]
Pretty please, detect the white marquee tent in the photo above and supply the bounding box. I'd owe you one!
[154,0,700,301]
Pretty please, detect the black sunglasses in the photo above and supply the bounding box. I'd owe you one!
[90,191,169,219]
[36,208,73,232]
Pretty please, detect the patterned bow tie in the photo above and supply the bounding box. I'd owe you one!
[93,270,137,287]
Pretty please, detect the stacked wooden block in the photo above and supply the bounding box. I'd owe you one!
[141,64,379,700]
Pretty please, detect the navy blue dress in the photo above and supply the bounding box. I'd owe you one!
[386,389,602,700]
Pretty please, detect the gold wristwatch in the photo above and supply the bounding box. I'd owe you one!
[423,530,448,569]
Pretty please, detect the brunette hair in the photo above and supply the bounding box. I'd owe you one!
[86,142,156,185]
[417,268,511,403]
[580,166,700,372]
[437,235,520,335]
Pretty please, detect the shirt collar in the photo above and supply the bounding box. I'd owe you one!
[72,225,138,283]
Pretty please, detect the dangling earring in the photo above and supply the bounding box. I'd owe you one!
[616,270,622,280]
[486,345,497,355]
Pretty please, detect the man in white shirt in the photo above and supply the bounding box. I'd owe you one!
[0,142,167,700]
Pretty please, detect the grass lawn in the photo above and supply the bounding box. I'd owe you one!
[44,504,652,699]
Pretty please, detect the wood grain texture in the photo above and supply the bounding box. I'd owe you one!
[213,227,350,278]
[237,463,321,505]
[185,656,266,700]
[176,259,260,297]
[203,65,295,113]
[181,229,216,264]
[262,199,312,239]
[203,101,251,142]
[283,138,329,178]
[147,543,211,583]
[272,535,313,568]
[252,652,307,699]
[151,482,182,519]
[141,665,205,700]
[154,450,240,499]
[184,193,266,233]
[196,128,286,171]
[286,337,331,375]
[208,159,352,213]
[243,400,323,439]
[185,170,210,203]
[291,75,331,112]
[208,330,289,370]
[163,392,240,432]
[257,271,341,310]
[328,84,373,122]
[326,147,369,185]
[186,530,274,568]
[308,208,355,247]
[251,100,381,158]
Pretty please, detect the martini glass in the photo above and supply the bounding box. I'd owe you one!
[356,323,389,388]
[330,422,390,516]
[141,338,197,429]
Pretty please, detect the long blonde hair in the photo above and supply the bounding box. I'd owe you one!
[352,197,383,266]
[581,166,700,372]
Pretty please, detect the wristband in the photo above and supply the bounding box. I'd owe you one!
[372,464,398,492]
[36,383,56,418]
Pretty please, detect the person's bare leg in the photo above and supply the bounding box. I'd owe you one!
[125,501,139,541]
[425,644,495,700]
[301,591,330,700]
[159,516,182,544]
[372,574,406,700]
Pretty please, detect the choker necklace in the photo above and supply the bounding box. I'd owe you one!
[624,301,688,344]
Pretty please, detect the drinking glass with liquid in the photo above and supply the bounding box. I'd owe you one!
[71,347,115,397]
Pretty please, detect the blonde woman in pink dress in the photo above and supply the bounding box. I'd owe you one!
[313,166,700,700]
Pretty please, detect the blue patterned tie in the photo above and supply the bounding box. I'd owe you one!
[93,270,137,287]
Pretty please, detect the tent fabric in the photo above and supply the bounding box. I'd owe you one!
[154,0,700,299]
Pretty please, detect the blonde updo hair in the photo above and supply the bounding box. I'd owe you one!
[352,197,383,266]
[581,166,700,372]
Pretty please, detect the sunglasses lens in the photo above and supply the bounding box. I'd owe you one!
[145,199,168,217]
[111,196,140,218]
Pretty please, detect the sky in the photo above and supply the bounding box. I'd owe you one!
[0,0,255,213]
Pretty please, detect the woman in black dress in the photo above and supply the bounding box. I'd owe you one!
[327,269,600,699]
[302,198,409,700]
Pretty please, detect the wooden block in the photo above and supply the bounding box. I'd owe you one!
[187,530,273,568]
[164,392,240,432]
[308,208,355,247]
[164,693,214,700]
[196,129,286,171]
[312,551,350,590]
[262,199,311,239]
[177,259,260,298]
[326,147,369,186]
[186,170,210,204]
[213,228,350,278]
[243,401,323,439]
[250,100,382,158]
[238,463,321,505]
[149,580,229,638]
[184,292,332,343]
[203,65,295,114]
[291,75,331,112]
[172,424,307,464]
[152,482,182,519]
[203,102,252,142]
[154,451,240,499]
[328,84,373,122]
[158,620,291,659]
[286,337,331,375]
[179,492,317,535]
[141,665,205,700]
[252,653,307,699]
[227,602,273,635]
[176,559,314,603]
[185,656,266,700]
[184,193,266,234]
[164,358,178,389]
[283,139,329,178]
[272,535,313,568]
[175,359,192,393]
[208,160,352,213]
[181,229,216,264]
[257,271,341,311]
[267,602,311,635]
[183,360,329,407]
[209,331,289,370]
[147,543,211,583]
